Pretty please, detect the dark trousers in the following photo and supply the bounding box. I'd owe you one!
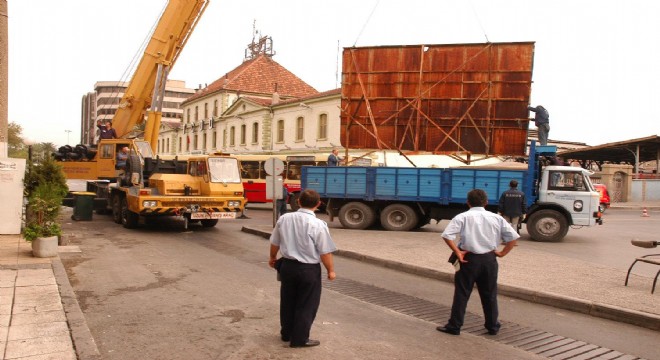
[279,259,322,345]
[446,252,500,333]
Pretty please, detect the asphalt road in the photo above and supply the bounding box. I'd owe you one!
[59,207,659,359]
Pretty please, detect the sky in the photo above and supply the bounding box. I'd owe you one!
[7,0,660,147]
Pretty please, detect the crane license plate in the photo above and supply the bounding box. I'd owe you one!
[190,212,236,220]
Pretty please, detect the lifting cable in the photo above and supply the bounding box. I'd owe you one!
[107,1,168,110]
[352,0,380,47]
[468,0,490,43]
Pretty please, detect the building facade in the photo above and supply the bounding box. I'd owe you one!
[80,80,195,146]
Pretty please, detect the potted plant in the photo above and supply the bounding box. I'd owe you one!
[23,156,68,257]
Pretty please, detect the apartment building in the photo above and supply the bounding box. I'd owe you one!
[80,80,195,146]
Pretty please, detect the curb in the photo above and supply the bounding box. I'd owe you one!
[52,256,102,359]
[242,226,660,331]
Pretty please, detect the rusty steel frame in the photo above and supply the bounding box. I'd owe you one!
[340,42,534,162]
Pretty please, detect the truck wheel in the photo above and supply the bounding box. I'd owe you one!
[288,192,300,211]
[120,197,139,229]
[123,154,142,186]
[201,219,218,227]
[380,204,418,231]
[526,209,568,242]
[112,195,122,224]
[338,202,376,230]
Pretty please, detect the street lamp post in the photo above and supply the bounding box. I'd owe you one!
[65,130,72,145]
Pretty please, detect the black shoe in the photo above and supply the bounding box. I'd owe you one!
[487,330,499,335]
[281,335,290,342]
[436,326,460,335]
[290,339,320,348]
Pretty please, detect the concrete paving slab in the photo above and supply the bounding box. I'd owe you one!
[0,314,9,327]
[15,269,57,287]
[7,322,69,341]
[0,303,12,316]
[0,270,16,288]
[8,310,66,326]
[0,287,14,305]
[14,284,59,296]
[4,334,73,359]
[11,350,78,360]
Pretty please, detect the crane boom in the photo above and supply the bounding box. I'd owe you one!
[112,0,209,152]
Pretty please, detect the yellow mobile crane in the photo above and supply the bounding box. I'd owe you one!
[60,0,245,229]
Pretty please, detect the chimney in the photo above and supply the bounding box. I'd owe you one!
[271,82,280,104]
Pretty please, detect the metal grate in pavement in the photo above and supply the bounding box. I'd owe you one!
[323,278,646,360]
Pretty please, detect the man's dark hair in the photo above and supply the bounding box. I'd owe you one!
[467,189,488,207]
[509,180,518,188]
[299,189,320,208]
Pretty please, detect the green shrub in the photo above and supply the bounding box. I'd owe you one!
[23,157,67,242]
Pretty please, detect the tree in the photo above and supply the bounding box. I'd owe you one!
[8,122,27,158]
[33,142,57,163]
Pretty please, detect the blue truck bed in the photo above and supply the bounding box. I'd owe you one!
[302,166,528,205]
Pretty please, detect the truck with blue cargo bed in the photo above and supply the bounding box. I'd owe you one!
[301,143,603,242]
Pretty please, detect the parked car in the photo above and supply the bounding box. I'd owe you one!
[593,184,611,213]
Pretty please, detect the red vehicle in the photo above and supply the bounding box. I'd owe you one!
[593,184,611,213]
[237,155,328,210]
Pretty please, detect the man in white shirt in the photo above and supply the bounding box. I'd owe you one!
[436,189,519,336]
[269,189,337,348]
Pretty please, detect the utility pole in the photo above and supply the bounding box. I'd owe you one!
[0,0,8,157]
[65,130,72,145]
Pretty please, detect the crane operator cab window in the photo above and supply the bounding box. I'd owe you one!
[208,157,241,184]
[100,144,114,159]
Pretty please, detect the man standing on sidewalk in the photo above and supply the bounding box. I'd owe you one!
[498,180,526,233]
[269,189,337,348]
[436,189,519,336]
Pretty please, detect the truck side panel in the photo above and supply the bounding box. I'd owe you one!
[450,169,526,204]
[303,166,528,205]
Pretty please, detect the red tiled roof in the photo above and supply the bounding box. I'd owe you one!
[275,88,341,106]
[241,96,273,107]
[184,55,318,104]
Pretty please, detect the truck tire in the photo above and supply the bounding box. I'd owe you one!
[123,154,142,186]
[112,195,122,224]
[288,192,300,211]
[338,202,376,230]
[380,204,418,231]
[121,197,139,229]
[201,219,218,227]
[526,209,568,242]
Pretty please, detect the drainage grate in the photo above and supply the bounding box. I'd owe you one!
[323,278,646,360]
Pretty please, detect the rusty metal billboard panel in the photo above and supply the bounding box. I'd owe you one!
[340,42,534,157]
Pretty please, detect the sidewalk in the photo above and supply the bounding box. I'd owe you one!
[242,222,660,332]
[0,235,99,360]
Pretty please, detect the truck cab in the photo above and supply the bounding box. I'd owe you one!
[526,165,602,241]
